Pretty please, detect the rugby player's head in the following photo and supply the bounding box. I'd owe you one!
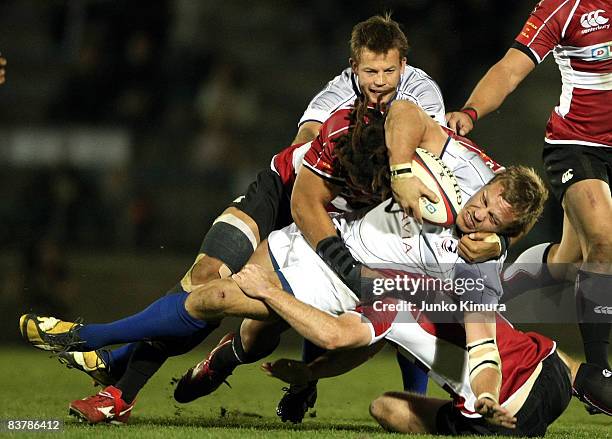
[334,98,391,203]
[350,14,408,105]
[456,166,548,237]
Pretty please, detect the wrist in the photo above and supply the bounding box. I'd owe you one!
[390,162,413,181]
[460,107,478,124]
[477,392,499,404]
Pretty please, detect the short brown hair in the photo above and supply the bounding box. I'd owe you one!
[350,14,409,62]
[489,166,549,237]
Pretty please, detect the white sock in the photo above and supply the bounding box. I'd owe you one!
[502,243,556,300]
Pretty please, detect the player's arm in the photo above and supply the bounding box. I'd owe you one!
[233,264,372,350]
[385,100,439,222]
[262,342,385,385]
[291,121,322,145]
[446,48,535,136]
[291,166,340,247]
[291,166,363,293]
[464,311,516,428]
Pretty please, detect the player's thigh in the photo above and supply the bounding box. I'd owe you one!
[185,277,272,321]
[562,179,612,262]
[369,391,449,434]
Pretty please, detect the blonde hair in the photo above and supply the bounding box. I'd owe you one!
[489,166,548,237]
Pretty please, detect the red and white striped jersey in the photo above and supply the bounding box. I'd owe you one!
[354,296,556,417]
[513,0,612,147]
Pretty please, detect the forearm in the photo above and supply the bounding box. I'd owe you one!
[307,343,380,379]
[384,101,424,165]
[463,48,534,120]
[291,121,321,145]
[465,313,501,401]
[292,201,337,248]
[262,288,345,350]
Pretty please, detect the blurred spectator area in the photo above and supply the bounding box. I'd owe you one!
[0,1,566,337]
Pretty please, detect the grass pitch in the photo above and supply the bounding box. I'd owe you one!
[0,343,609,438]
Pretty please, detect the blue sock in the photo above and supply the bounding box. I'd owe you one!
[397,350,428,394]
[77,291,207,350]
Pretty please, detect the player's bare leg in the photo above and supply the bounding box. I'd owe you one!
[184,238,277,321]
[369,391,448,433]
[546,212,583,281]
[563,179,612,370]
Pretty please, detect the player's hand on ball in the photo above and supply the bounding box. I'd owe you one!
[232,264,279,299]
[445,111,474,136]
[459,232,502,263]
[391,175,438,224]
[261,359,313,385]
[475,397,516,429]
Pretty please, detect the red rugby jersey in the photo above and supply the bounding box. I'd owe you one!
[513,0,612,147]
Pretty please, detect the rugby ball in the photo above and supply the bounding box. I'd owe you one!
[412,148,462,227]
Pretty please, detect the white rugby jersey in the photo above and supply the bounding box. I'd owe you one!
[333,137,504,304]
[299,66,446,127]
[267,135,504,316]
[513,0,612,147]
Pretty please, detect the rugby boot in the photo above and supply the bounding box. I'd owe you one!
[58,349,117,387]
[174,333,234,403]
[69,385,134,424]
[276,381,318,423]
[19,314,84,352]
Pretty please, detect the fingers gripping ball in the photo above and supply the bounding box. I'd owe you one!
[412,148,462,227]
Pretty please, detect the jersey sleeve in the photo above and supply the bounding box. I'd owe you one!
[351,296,401,345]
[395,67,446,126]
[301,109,350,183]
[298,68,357,127]
[513,0,570,64]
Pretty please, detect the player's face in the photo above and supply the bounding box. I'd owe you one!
[351,48,405,105]
[455,181,515,234]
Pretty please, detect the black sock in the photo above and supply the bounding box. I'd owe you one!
[115,325,219,404]
[575,270,612,369]
[579,323,611,369]
[115,342,167,404]
[210,329,280,371]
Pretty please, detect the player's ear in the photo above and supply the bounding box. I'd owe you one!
[400,57,407,73]
[349,57,358,74]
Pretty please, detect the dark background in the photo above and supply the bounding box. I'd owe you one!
[0,1,570,345]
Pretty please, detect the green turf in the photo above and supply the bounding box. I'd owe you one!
[0,345,609,438]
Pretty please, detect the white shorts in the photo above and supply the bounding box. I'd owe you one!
[267,222,359,315]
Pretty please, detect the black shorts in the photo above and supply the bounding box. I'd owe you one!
[436,352,572,437]
[543,143,612,202]
[228,167,293,241]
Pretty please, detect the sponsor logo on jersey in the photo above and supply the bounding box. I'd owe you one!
[561,168,574,184]
[591,43,612,60]
[441,238,457,254]
[594,305,612,315]
[581,9,610,34]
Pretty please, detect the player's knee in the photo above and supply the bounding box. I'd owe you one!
[190,256,223,285]
[185,279,233,320]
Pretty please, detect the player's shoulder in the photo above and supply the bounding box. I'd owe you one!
[529,0,574,20]
[320,108,353,138]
